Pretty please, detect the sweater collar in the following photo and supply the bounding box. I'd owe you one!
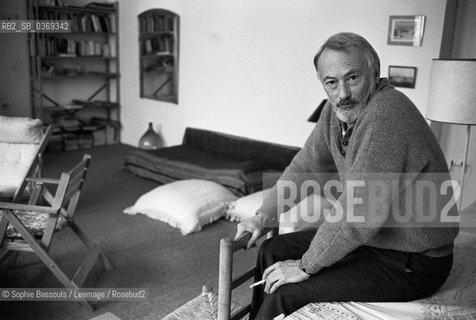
[376,77,392,92]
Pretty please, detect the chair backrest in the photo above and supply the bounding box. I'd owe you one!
[41,154,91,221]
[0,116,52,200]
[218,230,276,320]
[38,154,91,248]
[61,154,91,219]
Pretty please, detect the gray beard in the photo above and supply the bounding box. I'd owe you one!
[332,103,365,124]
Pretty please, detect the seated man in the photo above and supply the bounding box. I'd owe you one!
[234,32,459,320]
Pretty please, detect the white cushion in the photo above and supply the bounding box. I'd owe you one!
[225,190,334,234]
[123,179,236,235]
[0,116,44,198]
[225,189,271,222]
[0,143,39,197]
[0,115,43,143]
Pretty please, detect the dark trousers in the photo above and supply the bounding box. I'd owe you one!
[250,229,453,320]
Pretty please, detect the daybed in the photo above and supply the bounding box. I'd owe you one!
[123,127,300,196]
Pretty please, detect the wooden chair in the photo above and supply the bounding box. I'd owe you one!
[0,154,113,310]
[217,196,331,319]
[218,231,275,320]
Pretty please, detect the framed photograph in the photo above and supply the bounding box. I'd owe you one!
[387,15,425,46]
[388,66,417,88]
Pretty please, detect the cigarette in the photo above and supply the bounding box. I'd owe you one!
[249,279,266,288]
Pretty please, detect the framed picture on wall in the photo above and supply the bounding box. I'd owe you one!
[388,66,417,88]
[387,15,425,46]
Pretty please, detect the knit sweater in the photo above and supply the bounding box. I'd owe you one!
[258,78,459,275]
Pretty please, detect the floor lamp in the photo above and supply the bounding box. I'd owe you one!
[426,59,476,210]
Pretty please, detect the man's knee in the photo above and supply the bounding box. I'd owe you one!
[257,237,281,263]
[258,230,316,264]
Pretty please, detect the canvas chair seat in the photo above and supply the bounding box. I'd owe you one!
[0,209,67,239]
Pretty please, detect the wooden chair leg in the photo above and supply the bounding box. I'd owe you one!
[4,211,95,310]
[70,222,113,271]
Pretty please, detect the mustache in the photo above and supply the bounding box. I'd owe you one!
[336,99,359,108]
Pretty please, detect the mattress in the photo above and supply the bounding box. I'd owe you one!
[123,146,270,196]
[285,245,476,319]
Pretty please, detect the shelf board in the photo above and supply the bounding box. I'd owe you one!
[41,56,117,60]
[141,94,177,103]
[142,53,174,58]
[38,5,115,14]
[43,32,117,36]
[140,31,174,38]
[143,68,174,73]
[43,101,119,113]
[42,73,120,79]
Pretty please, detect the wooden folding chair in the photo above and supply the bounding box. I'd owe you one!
[0,154,113,310]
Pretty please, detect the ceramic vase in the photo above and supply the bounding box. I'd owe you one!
[139,122,162,150]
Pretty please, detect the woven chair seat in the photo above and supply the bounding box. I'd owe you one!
[161,286,245,320]
[0,209,67,239]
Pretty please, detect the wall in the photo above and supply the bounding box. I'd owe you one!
[0,0,31,117]
[118,0,447,148]
[438,0,476,209]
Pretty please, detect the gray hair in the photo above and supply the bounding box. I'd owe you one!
[313,32,380,80]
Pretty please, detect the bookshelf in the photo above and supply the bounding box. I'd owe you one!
[28,0,121,150]
[139,9,179,104]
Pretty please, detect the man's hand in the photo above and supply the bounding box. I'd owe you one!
[234,213,266,249]
[262,260,310,294]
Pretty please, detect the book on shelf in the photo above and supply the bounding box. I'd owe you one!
[141,14,174,33]
[38,0,65,6]
[143,37,172,55]
[44,37,108,57]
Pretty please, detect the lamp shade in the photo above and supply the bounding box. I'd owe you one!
[426,59,476,125]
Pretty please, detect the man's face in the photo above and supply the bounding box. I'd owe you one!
[317,48,377,124]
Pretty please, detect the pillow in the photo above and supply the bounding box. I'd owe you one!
[225,189,270,222]
[0,115,43,143]
[123,179,236,235]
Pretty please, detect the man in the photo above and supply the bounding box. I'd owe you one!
[234,32,459,320]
